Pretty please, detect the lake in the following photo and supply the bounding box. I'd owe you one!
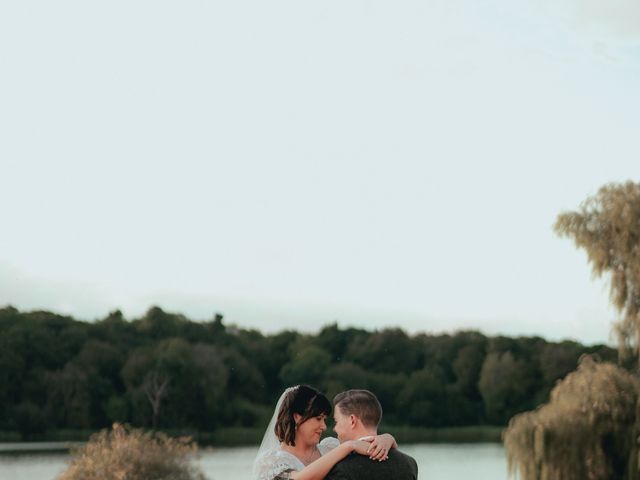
[0,443,512,480]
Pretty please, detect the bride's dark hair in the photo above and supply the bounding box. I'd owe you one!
[274,385,331,446]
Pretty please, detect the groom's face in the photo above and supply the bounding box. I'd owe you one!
[333,404,353,442]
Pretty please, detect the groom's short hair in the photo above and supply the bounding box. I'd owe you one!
[333,389,382,428]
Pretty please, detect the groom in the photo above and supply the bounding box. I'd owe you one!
[326,389,418,480]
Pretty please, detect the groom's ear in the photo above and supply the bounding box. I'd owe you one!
[349,414,357,428]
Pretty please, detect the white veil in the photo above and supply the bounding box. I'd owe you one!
[253,386,299,474]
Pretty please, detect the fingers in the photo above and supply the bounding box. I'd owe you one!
[371,450,388,461]
[367,443,388,461]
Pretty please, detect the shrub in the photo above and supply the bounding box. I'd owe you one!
[58,423,207,480]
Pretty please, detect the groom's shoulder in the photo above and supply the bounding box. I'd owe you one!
[387,449,418,474]
[326,449,418,480]
[390,449,418,471]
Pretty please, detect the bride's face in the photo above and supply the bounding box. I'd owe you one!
[294,413,327,445]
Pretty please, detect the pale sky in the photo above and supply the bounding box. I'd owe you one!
[1,1,639,345]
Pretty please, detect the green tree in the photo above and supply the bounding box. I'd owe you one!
[135,307,186,341]
[264,330,300,396]
[453,342,486,395]
[315,323,368,363]
[121,346,160,427]
[451,342,486,424]
[190,343,228,429]
[478,351,533,424]
[346,328,420,374]
[322,362,370,400]
[279,345,331,387]
[397,366,448,426]
[0,341,25,429]
[12,401,47,439]
[416,333,460,382]
[45,363,91,428]
[367,372,407,424]
[91,310,137,349]
[73,340,125,427]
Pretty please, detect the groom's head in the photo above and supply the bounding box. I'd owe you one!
[332,389,382,442]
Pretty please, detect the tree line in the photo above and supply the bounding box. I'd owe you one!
[0,305,615,438]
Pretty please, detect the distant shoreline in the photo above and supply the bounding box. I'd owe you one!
[0,441,84,454]
[0,425,504,453]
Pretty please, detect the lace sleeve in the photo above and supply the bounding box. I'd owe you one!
[273,471,295,480]
[253,450,299,480]
[318,437,340,455]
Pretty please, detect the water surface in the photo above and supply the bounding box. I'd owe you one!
[0,443,510,480]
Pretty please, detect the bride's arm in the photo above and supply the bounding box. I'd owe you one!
[362,433,397,461]
[289,441,368,480]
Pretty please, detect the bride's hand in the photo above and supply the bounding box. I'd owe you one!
[360,433,396,461]
[349,440,376,458]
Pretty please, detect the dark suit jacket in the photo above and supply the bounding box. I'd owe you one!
[325,448,418,480]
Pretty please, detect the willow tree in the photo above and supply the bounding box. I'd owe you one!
[555,181,640,361]
[505,181,640,480]
[504,356,640,480]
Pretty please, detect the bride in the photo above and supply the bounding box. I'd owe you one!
[253,385,397,480]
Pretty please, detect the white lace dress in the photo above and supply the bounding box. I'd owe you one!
[253,437,340,480]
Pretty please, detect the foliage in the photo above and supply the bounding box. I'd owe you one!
[479,351,535,424]
[12,401,47,438]
[0,305,616,438]
[58,423,206,480]
[501,181,640,480]
[504,356,640,480]
[555,181,640,361]
[279,345,331,386]
[397,366,447,426]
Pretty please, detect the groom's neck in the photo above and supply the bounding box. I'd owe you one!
[353,428,377,440]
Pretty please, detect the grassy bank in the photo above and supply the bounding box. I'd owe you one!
[199,425,505,446]
[0,425,503,449]
[379,425,504,444]
[0,430,97,443]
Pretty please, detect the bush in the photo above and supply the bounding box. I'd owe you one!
[58,423,207,480]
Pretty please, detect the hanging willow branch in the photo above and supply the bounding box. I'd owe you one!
[504,356,640,480]
[554,181,640,362]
